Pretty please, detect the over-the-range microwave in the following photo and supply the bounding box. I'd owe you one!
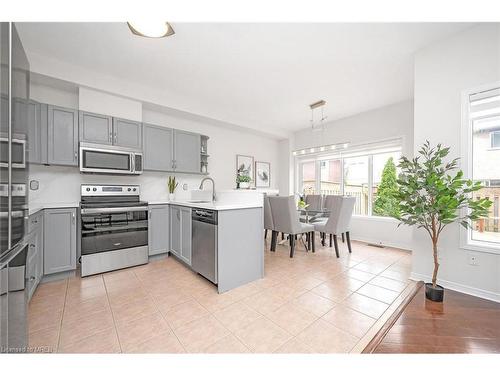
[79,142,143,175]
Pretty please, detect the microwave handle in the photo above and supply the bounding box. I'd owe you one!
[131,153,135,173]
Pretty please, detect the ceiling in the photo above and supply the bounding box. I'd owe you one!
[17,22,472,137]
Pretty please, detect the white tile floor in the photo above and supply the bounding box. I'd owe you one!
[28,235,412,353]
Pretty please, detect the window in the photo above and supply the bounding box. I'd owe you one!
[491,131,500,149]
[300,161,317,194]
[465,86,500,250]
[372,151,401,217]
[344,155,369,215]
[295,139,402,217]
[320,159,342,195]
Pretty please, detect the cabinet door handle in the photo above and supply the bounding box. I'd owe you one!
[72,212,76,224]
[149,210,152,219]
[109,132,113,142]
[74,151,78,161]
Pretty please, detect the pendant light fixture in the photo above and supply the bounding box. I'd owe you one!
[127,21,175,38]
[310,100,327,132]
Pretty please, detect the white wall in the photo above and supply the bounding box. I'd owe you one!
[293,100,414,157]
[28,78,282,206]
[413,24,500,301]
[291,100,415,250]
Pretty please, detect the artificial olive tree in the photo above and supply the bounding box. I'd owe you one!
[394,141,491,288]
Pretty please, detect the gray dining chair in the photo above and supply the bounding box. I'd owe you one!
[313,196,355,257]
[263,195,275,249]
[319,194,345,245]
[268,196,315,257]
[305,194,323,211]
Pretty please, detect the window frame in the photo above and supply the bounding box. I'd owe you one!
[294,138,403,219]
[490,130,500,149]
[460,82,500,255]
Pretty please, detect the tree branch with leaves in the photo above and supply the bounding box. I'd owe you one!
[393,141,492,288]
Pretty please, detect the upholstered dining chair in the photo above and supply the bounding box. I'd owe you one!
[263,195,275,247]
[319,194,345,245]
[313,196,355,257]
[268,196,315,257]
[305,194,323,211]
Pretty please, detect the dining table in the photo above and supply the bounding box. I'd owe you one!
[276,208,332,250]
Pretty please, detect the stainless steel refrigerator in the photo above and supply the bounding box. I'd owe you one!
[0,22,30,353]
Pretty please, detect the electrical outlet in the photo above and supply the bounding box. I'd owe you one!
[468,253,479,266]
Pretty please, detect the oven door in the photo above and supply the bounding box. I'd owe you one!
[79,146,133,174]
[80,207,148,256]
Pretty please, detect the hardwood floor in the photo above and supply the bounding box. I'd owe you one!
[371,283,500,353]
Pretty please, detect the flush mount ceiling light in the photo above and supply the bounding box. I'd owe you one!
[309,100,328,132]
[127,21,175,38]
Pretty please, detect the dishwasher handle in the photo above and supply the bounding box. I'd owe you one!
[192,209,217,225]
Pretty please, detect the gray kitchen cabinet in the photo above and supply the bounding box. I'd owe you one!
[43,208,77,275]
[26,211,44,301]
[173,130,201,173]
[170,205,181,257]
[47,105,79,166]
[169,205,192,265]
[180,207,192,265]
[27,101,48,164]
[143,123,174,171]
[113,117,142,149]
[148,204,170,256]
[79,111,113,145]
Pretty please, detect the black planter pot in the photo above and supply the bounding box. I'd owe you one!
[425,283,444,302]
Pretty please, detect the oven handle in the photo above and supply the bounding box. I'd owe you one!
[80,207,148,215]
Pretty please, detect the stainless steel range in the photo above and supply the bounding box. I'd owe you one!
[79,184,148,277]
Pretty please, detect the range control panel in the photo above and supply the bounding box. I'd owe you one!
[81,184,140,196]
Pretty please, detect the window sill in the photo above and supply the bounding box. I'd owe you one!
[461,240,500,255]
[352,215,399,223]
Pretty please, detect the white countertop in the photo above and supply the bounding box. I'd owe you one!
[28,200,261,215]
[29,202,79,216]
[149,200,262,211]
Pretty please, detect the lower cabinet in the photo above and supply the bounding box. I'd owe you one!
[169,205,192,265]
[43,208,77,275]
[148,204,170,256]
[26,212,44,301]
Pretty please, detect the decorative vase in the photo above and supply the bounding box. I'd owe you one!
[169,193,175,201]
[239,182,250,189]
[425,283,444,302]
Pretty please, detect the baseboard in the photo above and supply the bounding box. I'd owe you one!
[351,234,413,253]
[410,272,500,303]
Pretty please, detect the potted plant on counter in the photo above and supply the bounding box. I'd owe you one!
[394,141,491,302]
[168,176,178,201]
[236,174,252,189]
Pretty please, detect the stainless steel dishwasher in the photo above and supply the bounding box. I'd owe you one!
[191,208,218,284]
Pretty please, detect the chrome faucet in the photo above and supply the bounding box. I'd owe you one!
[199,177,216,202]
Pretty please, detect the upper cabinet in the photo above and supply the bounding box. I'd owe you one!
[47,105,79,166]
[173,130,201,174]
[113,117,142,149]
[79,112,142,150]
[143,123,173,171]
[28,102,208,173]
[27,101,48,164]
[79,111,113,145]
